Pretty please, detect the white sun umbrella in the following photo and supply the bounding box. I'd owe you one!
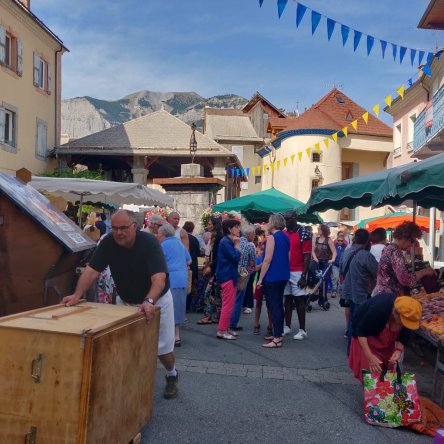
[29,177,174,225]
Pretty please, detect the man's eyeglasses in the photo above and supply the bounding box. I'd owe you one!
[111,223,135,232]
[150,223,163,227]
[337,240,344,243]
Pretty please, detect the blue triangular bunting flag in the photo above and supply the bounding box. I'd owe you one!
[427,52,434,64]
[246,168,250,176]
[418,50,425,66]
[353,30,362,52]
[408,78,413,87]
[422,64,432,77]
[277,0,288,18]
[259,0,264,6]
[327,18,335,41]
[366,35,374,55]
[399,46,407,64]
[231,169,235,177]
[437,52,441,61]
[236,169,240,177]
[296,3,307,28]
[392,43,398,61]
[341,25,350,47]
[311,10,321,35]
[380,40,387,58]
[410,49,416,66]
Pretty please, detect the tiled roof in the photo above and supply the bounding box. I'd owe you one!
[273,88,392,138]
[59,110,235,158]
[205,113,263,142]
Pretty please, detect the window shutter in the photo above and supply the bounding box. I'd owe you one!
[0,26,5,64]
[47,62,51,94]
[16,39,23,76]
[0,108,5,143]
[33,52,39,86]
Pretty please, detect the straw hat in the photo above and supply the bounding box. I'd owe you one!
[394,296,422,330]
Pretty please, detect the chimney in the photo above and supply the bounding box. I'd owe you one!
[18,0,31,9]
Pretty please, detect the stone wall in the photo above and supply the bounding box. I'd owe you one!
[171,190,213,235]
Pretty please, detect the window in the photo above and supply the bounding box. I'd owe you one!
[345,111,353,121]
[0,27,22,75]
[0,104,17,150]
[35,118,48,159]
[311,179,321,189]
[394,123,402,156]
[336,95,345,104]
[255,175,262,185]
[408,114,416,150]
[33,52,51,94]
[311,152,321,163]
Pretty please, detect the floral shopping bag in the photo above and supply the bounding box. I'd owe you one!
[362,364,422,428]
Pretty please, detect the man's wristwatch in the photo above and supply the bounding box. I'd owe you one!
[144,297,155,305]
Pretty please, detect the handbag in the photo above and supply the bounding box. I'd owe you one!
[237,267,249,291]
[363,363,422,428]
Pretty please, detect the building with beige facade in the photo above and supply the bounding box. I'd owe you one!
[0,0,67,175]
[262,88,393,223]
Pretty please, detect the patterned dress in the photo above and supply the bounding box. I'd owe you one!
[372,244,416,296]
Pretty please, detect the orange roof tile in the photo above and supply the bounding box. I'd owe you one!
[273,88,392,138]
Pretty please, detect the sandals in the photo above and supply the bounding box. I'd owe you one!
[216,332,237,340]
[175,339,181,347]
[228,330,239,337]
[253,325,260,335]
[262,338,283,348]
[266,327,273,337]
[197,317,213,325]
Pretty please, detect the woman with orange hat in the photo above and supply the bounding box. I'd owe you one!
[349,293,422,382]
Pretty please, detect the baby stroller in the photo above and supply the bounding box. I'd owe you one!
[305,262,333,312]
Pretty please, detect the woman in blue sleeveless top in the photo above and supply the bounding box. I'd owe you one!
[257,213,290,348]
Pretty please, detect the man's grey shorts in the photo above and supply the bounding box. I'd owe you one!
[284,271,306,297]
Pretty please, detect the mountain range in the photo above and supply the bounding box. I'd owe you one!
[61,90,248,140]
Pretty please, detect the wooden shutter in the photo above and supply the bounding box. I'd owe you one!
[0,27,5,64]
[47,62,51,94]
[0,108,5,144]
[33,52,39,86]
[16,39,23,76]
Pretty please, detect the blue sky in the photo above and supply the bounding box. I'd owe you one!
[33,0,440,121]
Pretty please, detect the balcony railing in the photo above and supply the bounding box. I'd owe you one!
[407,141,413,151]
[414,84,444,152]
[393,146,402,156]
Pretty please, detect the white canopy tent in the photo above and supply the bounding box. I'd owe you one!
[29,177,174,224]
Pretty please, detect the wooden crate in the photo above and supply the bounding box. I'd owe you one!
[0,302,159,443]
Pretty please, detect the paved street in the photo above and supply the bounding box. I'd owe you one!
[143,299,436,443]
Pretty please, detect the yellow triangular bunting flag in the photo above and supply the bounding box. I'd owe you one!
[315,143,321,153]
[283,157,288,167]
[342,127,348,137]
[351,120,358,131]
[263,164,267,174]
[306,147,311,158]
[270,162,275,171]
[276,160,280,169]
[372,104,380,116]
[291,154,295,164]
[362,111,369,124]
[397,85,404,99]
[332,132,338,143]
[298,152,303,162]
[251,166,256,176]
[323,138,329,149]
[384,95,392,108]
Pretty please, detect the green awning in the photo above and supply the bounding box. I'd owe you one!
[212,188,322,224]
[372,152,444,210]
[297,166,404,215]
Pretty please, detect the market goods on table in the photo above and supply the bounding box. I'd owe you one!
[412,291,444,341]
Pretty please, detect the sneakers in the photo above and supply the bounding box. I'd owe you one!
[164,372,179,399]
[243,308,252,314]
[283,326,291,336]
[293,329,308,340]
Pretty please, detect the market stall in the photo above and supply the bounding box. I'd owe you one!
[212,187,322,224]
[0,174,96,316]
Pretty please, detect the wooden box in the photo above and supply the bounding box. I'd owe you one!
[0,302,160,443]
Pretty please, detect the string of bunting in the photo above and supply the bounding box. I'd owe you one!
[226,58,437,179]
[258,0,436,67]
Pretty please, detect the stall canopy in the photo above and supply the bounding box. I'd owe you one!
[212,188,322,224]
[297,166,405,215]
[29,177,174,208]
[354,213,440,232]
[371,153,444,210]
